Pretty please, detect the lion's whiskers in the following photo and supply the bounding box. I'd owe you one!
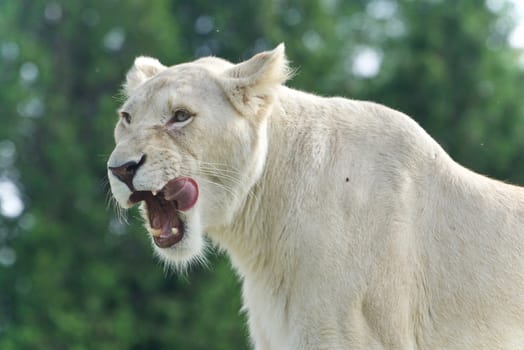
[197,167,260,203]
[197,162,260,202]
[102,177,129,224]
[197,176,242,203]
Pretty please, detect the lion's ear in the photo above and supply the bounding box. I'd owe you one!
[124,56,167,96]
[220,44,292,117]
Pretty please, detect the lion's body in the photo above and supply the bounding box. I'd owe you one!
[108,45,524,349]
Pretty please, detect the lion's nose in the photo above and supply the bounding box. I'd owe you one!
[108,155,146,191]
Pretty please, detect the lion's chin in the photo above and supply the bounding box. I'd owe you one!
[149,211,206,268]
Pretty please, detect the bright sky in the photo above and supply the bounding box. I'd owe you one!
[0,180,23,218]
[509,0,524,48]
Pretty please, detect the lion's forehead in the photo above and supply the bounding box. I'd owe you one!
[123,67,222,112]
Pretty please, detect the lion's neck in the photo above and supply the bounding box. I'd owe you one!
[213,87,326,284]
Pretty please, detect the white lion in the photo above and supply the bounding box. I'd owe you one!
[107,44,524,349]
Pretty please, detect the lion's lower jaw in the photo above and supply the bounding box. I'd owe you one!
[150,214,206,270]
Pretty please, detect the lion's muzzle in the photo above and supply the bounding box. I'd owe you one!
[108,154,146,192]
[108,154,200,248]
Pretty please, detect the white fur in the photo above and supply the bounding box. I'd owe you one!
[108,45,524,349]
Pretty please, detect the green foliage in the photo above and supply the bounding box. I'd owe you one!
[0,1,246,348]
[0,0,523,349]
[373,0,524,182]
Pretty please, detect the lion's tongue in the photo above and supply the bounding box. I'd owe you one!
[162,177,199,211]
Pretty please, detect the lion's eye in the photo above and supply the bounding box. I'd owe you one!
[169,109,194,127]
[120,111,131,124]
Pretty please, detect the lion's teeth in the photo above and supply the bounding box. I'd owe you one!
[171,227,179,234]
[152,190,158,196]
[151,228,161,237]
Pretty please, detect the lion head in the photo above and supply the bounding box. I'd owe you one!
[107,45,290,267]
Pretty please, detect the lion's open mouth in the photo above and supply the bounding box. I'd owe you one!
[129,177,198,248]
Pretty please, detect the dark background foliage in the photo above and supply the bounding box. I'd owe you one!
[1,0,523,348]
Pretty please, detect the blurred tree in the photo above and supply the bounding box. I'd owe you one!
[372,0,524,183]
[264,0,524,184]
[0,1,247,349]
[0,0,523,349]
